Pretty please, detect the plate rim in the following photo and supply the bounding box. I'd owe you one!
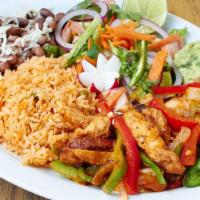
[0,12,200,200]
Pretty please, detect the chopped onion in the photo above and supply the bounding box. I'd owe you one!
[140,18,168,38]
[55,9,101,50]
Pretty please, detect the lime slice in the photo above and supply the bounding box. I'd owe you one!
[123,0,167,33]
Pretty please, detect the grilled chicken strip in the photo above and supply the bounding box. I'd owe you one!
[69,136,115,151]
[142,108,173,145]
[138,168,167,192]
[165,87,200,118]
[60,147,113,165]
[74,115,110,138]
[165,97,200,118]
[124,109,185,174]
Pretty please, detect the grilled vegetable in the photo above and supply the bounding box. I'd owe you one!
[129,40,147,86]
[184,159,200,187]
[102,131,127,193]
[149,98,198,131]
[114,116,140,194]
[181,125,200,166]
[140,152,166,185]
[50,160,92,183]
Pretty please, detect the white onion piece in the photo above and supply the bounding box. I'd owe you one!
[55,9,101,50]
[140,18,168,38]
[167,56,183,86]
[110,19,121,27]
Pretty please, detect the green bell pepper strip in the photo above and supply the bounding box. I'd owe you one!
[184,159,200,187]
[102,131,127,194]
[129,40,147,87]
[50,160,92,183]
[160,71,172,87]
[140,152,166,185]
[175,143,183,156]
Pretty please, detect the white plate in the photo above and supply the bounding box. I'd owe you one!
[0,0,200,200]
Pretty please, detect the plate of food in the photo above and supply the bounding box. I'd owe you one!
[0,0,200,200]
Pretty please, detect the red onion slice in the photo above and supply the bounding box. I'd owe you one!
[92,0,108,18]
[68,0,108,20]
[140,18,168,38]
[167,56,183,86]
[55,9,101,51]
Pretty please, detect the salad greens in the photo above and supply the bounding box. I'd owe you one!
[169,27,188,42]
[66,18,101,67]
[107,4,142,22]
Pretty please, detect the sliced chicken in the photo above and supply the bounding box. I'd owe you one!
[63,107,89,130]
[74,115,110,138]
[165,97,200,118]
[124,109,185,174]
[142,108,173,145]
[138,168,166,192]
[60,147,113,165]
[165,87,200,118]
[68,136,115,151]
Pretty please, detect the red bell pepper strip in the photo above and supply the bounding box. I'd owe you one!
[181,125,200,166]
[153,82,200,95]
[114,116,140,194]
[149,98,198,131]
[97,97,140,194]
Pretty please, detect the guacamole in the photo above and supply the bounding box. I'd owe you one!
[174,41,200,83]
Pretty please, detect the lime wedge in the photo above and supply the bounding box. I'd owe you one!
[123,0,167,33]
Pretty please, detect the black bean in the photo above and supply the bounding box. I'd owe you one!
[17,18,29,28]
[7,27,22,36]
[0,61,10,73]
[35,17,45,30]
[39,8,54,18]
[54,12,65,23]
[31,47,45,57]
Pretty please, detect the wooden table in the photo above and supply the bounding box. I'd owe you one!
[1,0,200,199]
